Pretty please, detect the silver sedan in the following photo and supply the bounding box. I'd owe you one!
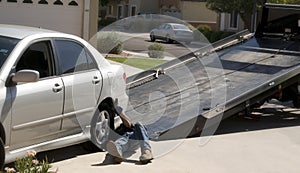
[150,23,194,44]
[0,24,128,168]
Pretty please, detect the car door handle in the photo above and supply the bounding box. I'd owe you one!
[92,76,101,84]
[53,83,63,93]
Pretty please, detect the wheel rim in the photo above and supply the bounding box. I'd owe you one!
[94,110,110,146]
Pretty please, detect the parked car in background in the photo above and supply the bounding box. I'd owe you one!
[150,23,194,44]
[0,24,128,169]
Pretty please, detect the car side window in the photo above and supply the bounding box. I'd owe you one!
[86,51,97,70]
[16,41,53,79]
[54,40,91,74]
[159,24,165,29]
[165,25,171,30]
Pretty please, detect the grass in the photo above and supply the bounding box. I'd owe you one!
[107,57,167,70]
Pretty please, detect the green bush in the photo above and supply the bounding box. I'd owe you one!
[194,24,213,42]
[148,43,165,59]
[209,31,235,43]
[194,24,235,43]
[197,25,212,34]
[97,32,123,54]
[1,150,57,173]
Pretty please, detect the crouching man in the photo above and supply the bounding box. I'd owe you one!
[106,106,153,164]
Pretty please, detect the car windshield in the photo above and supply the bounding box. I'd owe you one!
[172,24,189,30]
[0,36,20,69]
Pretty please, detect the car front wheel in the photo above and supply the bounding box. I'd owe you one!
[166,35,173,43]
[90,103,114,150]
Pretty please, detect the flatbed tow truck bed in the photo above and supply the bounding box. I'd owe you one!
[125,4,300,140]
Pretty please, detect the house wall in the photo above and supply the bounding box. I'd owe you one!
[0,0,98,45]
[106,0,118,19]
[140,0,160,14]
[159,0,181,9]
[181,1,218,30]
[221,13,245,32]
[88,0,99,46]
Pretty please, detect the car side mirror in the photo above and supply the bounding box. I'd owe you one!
[12,70,40,83]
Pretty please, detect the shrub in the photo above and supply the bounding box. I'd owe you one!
[197,24,212,34]
[194,24,213,42]
[209,31,235,43]
[1,150,57,173]
[195,25,235,43]
[148,43,165,59]
[97,32,123,54]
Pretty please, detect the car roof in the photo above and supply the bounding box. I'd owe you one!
[167,23,186,26]
[0,24,60,39]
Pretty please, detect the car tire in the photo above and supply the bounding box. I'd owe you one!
[90,103,115,150]
[150,33,156,42]
[81,141,103,152]
[166,35,173,44]
[293,95,300,108]
[0,138,4,170]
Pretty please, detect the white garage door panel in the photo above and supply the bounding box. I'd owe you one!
[0,0,84,37]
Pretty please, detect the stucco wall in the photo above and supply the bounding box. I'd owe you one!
[182,1,218,28]
[140,0,160,14]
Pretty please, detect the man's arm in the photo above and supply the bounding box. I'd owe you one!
[119,112,132,128]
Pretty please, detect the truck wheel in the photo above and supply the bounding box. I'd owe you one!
[0,138,4,170]
[90,103,114,150]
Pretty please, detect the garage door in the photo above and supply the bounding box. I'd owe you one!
[0,0,84,37]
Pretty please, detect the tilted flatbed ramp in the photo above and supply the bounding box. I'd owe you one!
[125,33,300,140]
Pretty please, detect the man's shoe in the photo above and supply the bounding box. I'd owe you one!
[139,149,153,163]
[106,140,123,163]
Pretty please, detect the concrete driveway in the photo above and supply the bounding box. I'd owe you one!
[45,101,300,173]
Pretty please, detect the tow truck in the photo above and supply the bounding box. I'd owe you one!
[125,3,300,140]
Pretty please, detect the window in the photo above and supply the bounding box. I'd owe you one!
[131,5,136,16]
[23,0,33,3]
[118,5,123,19]
[230,11,238,29]
[38,0,48,4]
[7,0,17,2]
[68,0,78,6]
[53,0,63,5]
[124,5,129,17]
[16,41,53,79]
[108,5,113,15]
[55,40,93,74]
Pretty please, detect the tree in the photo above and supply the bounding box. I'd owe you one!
[206,0,300,30]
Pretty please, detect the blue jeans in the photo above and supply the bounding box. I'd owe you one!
[115,123,151,156]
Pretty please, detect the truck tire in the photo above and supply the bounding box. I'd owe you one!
[90,103,114,150]
[0,138,4,170]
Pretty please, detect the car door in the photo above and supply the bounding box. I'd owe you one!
[156,24,166,39]
[9,40,64,150]
[54,39,102,135]
[163,24,172,39]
